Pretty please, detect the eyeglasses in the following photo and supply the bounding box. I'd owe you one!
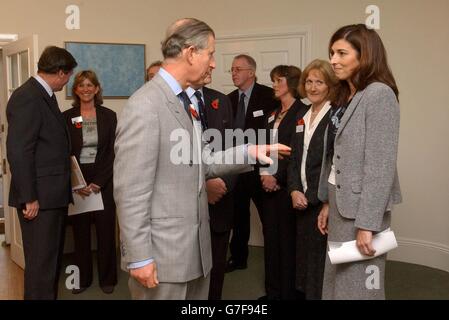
[228,67,252,74]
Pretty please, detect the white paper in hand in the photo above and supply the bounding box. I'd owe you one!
[68,191,104,216]
[328,229,398,265]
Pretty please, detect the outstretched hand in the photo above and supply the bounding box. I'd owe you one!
[248,143,291,165]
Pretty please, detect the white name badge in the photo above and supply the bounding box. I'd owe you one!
[71,116,83,124]
[253,110,264,118]
[268,114,275,123]
[296,125,304,133]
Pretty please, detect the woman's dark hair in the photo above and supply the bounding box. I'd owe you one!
[71,70,103,107]
[329,24,398,106]
[270,65,302,99]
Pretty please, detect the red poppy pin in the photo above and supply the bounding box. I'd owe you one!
[75,122,82,129]
[189,105,200,120]
[211,99,219,110]
[270,111,276,118]
[297,118,305,126]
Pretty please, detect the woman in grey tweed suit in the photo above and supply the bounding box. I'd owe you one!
[317,24,402,300]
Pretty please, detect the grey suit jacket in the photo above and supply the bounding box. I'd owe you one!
[318,82,402,232]
[114,74,251,283]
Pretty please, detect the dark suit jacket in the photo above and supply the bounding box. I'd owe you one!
[264,99,308,188]
[203,86,235,232]
[6,77,72,209]
[63,106,117,189]
[228,82,278,195]
[288,108,330,206]
[228,82,278,133]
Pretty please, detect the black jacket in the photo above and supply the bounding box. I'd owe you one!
[228,82,278,134]
[264,99,308,187]
[203,86,236,232]
[7,77,72,209]
[287,108,330,206]
[63,105,117,188]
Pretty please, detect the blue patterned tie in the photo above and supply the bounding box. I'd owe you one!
[178,91,192,121]
[194,90,208,131]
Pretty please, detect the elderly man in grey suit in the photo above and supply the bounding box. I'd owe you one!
[114,18,289,300]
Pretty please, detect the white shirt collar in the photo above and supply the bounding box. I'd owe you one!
[158,67,183,96]
[33,74,54,97]
[238,81,255,99]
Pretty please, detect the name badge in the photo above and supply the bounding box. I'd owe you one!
[296,125,304,133]
[71,116,83,124]
[268,114,275,123]
[253,110,264,118]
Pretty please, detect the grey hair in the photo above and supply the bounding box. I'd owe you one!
[161,18,215,59]
[233,54,257,71]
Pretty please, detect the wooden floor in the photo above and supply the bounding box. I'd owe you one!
[0,234,24,300]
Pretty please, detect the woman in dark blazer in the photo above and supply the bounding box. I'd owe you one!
[287,59,339,300]
[63,70,117,294]
[259,65,308,300]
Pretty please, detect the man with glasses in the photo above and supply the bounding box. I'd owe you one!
[226,54,278,273]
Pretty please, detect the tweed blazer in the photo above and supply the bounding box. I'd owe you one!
[317,82,402,231]
[114,74,251,282]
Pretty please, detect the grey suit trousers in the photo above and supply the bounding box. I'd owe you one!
[322,184,391,300]
[128,274,211,300]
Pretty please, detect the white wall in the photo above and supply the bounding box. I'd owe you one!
[1,0,448,271]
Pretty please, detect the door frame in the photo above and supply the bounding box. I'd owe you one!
[1,35,38,268]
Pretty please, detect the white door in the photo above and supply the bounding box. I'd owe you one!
[211,28,310,246]
[1,35,38,268]
[211,28,310,94]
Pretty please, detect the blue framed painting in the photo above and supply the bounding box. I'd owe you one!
[65,41,146,98]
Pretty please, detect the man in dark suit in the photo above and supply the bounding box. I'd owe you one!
[6,46,77,300]
[226,54,278,272]
[187,79,237,299]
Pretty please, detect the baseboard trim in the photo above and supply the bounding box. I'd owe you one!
[388,237,449,273]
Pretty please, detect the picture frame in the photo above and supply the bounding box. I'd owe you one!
[65,41,146,99]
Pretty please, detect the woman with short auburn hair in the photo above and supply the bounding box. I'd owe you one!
[288,59,339,300]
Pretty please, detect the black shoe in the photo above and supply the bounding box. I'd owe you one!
[257,295,268,300]
[225,258,247,273]
[101,285,115,294]
[71,286,88,294]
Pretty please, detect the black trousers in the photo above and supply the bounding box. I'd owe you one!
[261,188,296,300]
[229,171,264,264]
[208,230,231,300]
[296,202,327,300]
[69,163,117,287]
[17,207,67,300]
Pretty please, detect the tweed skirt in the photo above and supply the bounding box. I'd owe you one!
[322,184,391,300]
